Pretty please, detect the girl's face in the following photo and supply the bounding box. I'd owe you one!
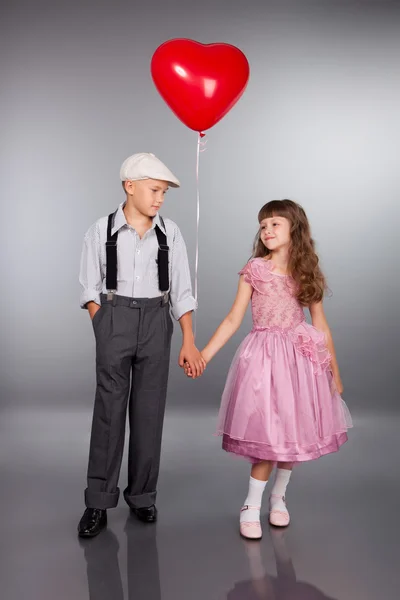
[260,216,291,251]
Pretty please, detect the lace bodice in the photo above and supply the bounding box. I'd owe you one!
[240,258,305,330]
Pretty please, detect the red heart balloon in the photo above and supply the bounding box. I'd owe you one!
[151,39,250,133]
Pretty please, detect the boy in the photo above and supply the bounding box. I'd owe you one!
[78,153,205,537]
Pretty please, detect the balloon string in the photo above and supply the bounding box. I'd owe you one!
[193,132,207,339]
[194,133,200,338]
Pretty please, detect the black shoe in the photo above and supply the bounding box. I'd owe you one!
[131,505,158,523]
[78,508,107,538]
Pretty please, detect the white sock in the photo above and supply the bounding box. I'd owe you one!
[270,468,292,513]
[240,476,268,523]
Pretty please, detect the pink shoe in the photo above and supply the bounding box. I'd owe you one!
[269,494,290,527]
[239,505,262,540]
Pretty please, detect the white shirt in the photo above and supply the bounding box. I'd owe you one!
[79,203,197,321]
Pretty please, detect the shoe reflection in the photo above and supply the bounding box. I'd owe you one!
[79,529,124,600]
[227,526,337,599]
[79,516,160,599]
[125,516,161,599]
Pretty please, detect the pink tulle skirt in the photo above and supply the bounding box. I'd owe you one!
[217,324,353,463]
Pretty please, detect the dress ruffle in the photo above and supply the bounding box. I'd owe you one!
[239,258,275,293]
[289,322,331,374]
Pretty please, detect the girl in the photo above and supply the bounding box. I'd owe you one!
[185,200,352,539]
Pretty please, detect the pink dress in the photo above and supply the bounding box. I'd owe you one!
[217,258,352,463]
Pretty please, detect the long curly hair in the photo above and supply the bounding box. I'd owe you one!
[252,199,327,306]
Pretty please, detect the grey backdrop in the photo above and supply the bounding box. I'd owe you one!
[1,0,399,412]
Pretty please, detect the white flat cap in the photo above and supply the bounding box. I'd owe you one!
[120,153,180,187]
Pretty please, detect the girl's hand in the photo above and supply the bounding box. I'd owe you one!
[310,302,343,396]
[335,377,344,395]
[331,375,344,395]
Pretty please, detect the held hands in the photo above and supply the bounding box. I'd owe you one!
[179,343,206,379]
[182,350,208,379]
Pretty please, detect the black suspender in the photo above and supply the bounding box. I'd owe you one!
[105,212,169,294]
[106,211,118,292]
[155,216,169,293]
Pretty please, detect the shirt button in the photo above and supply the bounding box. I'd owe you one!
[136,249,141,254]
[135,276,140,280]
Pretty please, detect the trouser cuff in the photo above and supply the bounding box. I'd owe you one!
[123,490,157,509]
[85,487,120,509]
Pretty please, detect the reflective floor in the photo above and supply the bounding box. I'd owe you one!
[1,407,399,599]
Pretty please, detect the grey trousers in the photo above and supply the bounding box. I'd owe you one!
[85,293,173,510]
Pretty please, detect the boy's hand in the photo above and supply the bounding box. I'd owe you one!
[179,343,206,379]
[87,301,101,321]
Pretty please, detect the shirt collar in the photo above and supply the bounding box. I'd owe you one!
[111,202,166,236]
[151,211,165,233]
[111,203,127,235]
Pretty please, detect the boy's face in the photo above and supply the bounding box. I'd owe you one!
[125,179,169,217]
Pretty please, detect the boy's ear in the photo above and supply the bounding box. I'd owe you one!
[122,180,135,194]
[123,180,136,195]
